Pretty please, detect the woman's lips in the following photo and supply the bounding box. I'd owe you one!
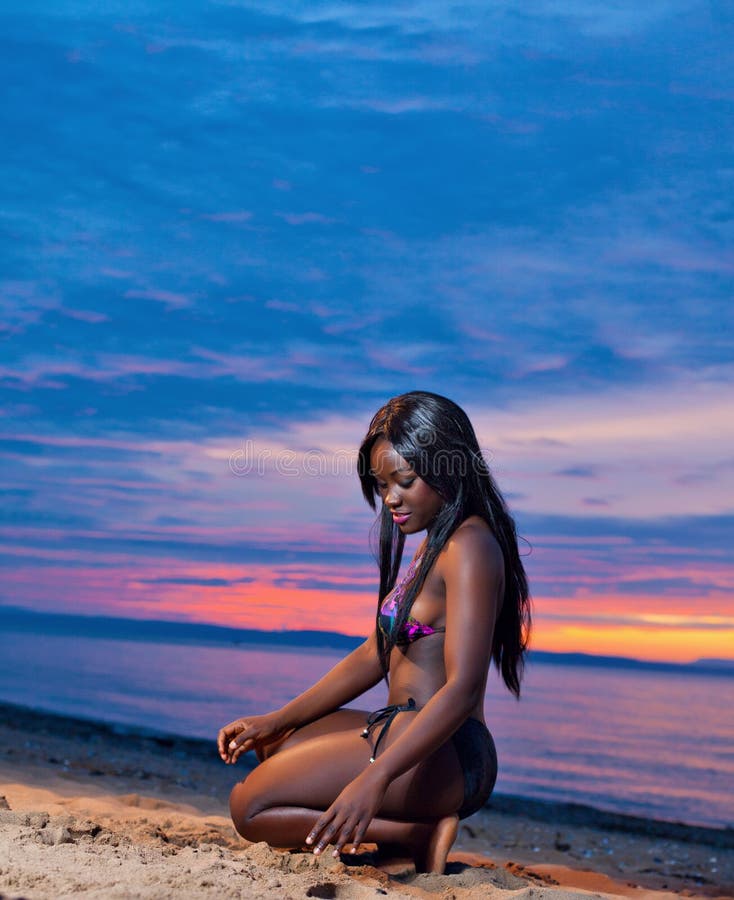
[392,512,411,525]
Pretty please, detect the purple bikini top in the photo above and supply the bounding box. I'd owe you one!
[378,555,446,646]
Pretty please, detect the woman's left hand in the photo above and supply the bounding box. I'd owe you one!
[305,766,389,857]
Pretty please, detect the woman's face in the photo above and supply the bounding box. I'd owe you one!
[369,438,445,534]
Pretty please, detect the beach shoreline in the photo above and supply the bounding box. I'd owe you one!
[1,701,731,899]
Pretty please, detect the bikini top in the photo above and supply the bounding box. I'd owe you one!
[378,554,446,646]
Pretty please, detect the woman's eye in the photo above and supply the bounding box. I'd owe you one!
[375,478,414,491]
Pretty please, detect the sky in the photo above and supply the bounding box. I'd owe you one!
[1,1,733,663]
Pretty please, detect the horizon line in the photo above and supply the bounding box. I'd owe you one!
[1,605,733,674]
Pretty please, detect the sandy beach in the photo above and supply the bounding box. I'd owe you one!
[0,702,731,900]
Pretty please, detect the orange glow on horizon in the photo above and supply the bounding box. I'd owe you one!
[134,572,734,664]
[129,570,377,638]
[7,554,734,666]
[530,621,734,663]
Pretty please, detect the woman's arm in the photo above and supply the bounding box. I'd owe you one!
[306,522,503,854]
[219,630,383,763]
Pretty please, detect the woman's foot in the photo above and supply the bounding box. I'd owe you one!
[409,814,459,874]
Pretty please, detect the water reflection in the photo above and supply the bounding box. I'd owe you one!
[1,630,731,828]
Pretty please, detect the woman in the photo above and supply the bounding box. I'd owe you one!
[217,391,531,873]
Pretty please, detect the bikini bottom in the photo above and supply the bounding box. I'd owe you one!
[361,700,498,820]
[451,716,498,819]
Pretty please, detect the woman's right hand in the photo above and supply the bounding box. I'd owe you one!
[217,711,290,764]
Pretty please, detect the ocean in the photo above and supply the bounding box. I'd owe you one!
[1,624,732,830]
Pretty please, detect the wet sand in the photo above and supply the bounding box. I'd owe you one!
[0,702,731,899]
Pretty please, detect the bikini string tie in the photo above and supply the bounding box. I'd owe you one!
[360,697,417,763]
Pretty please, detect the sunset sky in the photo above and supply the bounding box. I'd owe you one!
[2,1,732,663]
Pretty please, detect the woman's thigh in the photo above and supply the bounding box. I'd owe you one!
[237,711,464,821]
[257,708,369,760]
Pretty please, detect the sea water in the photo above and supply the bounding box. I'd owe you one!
[1,627,732,829]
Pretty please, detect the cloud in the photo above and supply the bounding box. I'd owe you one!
[272,577,374,592]
[276,212,337,225]
[123,289,193,309]
[200,210,253,223]
[137,576,256,587]
[2,0,732,659]
[554,466,600,478]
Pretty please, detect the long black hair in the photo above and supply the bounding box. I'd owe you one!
[357,390,531,697]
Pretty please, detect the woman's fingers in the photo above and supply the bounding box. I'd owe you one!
[217,725,230,757]
[332,817,360,857]
[217,713,283,764]
[217,723,238,760]
[216,719,252,763]
[307,809,366,857]
[349,822,368,854]
[307,776,381,857]
[306,810,339,854]
[229,732,254,763]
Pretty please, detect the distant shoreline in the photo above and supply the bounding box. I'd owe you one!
[1,698,732,846]
[2,605,733,677]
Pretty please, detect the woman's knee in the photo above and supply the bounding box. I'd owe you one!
[229,776,267,840]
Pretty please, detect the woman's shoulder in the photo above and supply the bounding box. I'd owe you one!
[438,516,503,572]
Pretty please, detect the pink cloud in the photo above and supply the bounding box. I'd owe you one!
[276,212,336,225]
[99,268,133,279]
[124,288,191,309]
[61,308,109,323]
[201,211,253,223]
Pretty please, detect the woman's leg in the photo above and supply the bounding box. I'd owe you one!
[230,710,464,872]
[255,708,368,762]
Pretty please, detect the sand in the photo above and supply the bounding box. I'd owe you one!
[0,702,731,900]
